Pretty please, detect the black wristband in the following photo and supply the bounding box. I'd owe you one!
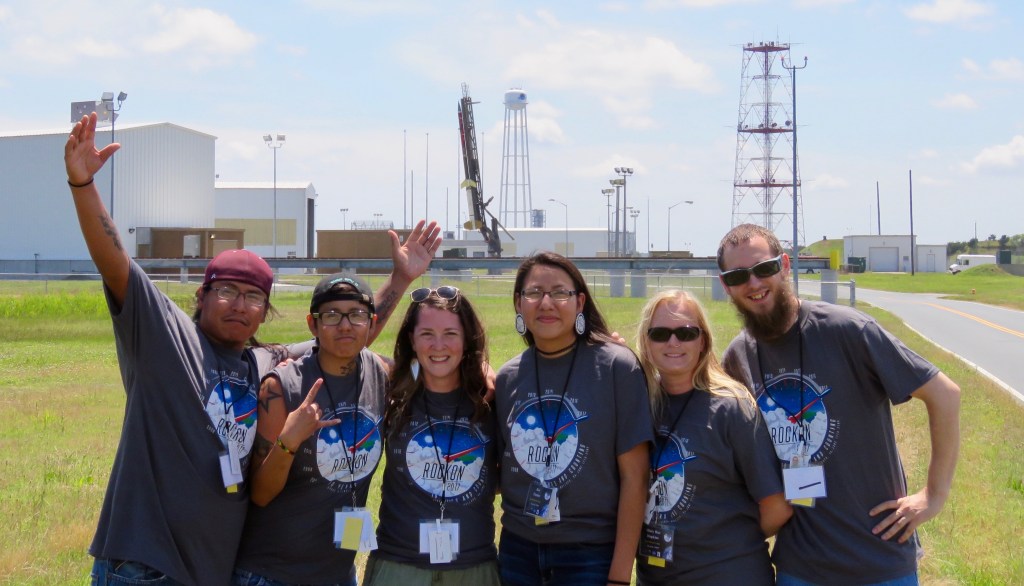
[607,580,631,585]
[67,177,94,188]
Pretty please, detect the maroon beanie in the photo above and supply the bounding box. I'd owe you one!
[203,250,273,296]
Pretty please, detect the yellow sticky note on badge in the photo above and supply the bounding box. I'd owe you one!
[790,497,815,507]
[340,517,364,550]
[648,556,666,567]
[534,516,549,526]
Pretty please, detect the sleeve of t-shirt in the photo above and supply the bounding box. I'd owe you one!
[611,346,656,456]
[722,336,756,394]
[730,395,784,502]
[858,318,939,406]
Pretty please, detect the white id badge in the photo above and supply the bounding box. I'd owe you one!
[524,481,556,520]
[219,451,243,493]
[546,487,560,522]
[334,507,377,552]
[419,519,460,564]
[783,465,827,501]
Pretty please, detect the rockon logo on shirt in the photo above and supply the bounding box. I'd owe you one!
[509,396,590,487]
[404,419,490,505]
[650,432,697,521]
[318,407,383,484]
[207,372,258,459]
[757,371,838,466]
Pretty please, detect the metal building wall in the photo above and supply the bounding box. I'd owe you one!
[0,123,216,261]
[214,182,316,259]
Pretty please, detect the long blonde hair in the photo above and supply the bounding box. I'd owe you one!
[635,290,752,416]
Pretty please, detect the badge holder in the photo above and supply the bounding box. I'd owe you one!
[219,440,243,494]
[334,507,377,552]
[639,522,675,567]
[419,518,460,564]
[524,481,560,525]
[784,451,826,507]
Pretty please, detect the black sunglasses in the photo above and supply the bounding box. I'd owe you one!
[720,254,784,287]
[410,286,460,303]
[647,325,702,343]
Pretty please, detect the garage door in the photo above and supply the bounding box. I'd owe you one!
[869,247,900,272]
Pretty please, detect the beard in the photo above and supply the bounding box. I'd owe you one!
[734,280,799,341]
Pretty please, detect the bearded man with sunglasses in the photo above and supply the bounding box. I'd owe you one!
[717,224,960,586]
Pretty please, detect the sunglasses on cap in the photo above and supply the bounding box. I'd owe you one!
[720,254,784,287]
[409,286,460,303]
[647,325,702,343]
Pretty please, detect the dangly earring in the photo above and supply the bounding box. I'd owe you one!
[515,313,527,336]
[411,358,420,381]
[574,312,586,336]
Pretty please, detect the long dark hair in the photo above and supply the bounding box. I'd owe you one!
[385,290,490,437]
[512,251,613,347]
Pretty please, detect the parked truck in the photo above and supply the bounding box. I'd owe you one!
[948,254,996,274]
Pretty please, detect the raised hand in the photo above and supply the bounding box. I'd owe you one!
[389,219,442,283]
[65,113,120,185]
[276,379,340,452]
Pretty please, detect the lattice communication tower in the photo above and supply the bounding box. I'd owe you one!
[731,41,805,246]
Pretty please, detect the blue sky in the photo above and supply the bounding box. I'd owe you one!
[2,0,1020,255]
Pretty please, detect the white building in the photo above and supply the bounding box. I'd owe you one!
[843,235,946,273]
[215,182,317,259]
[456,228,615,258]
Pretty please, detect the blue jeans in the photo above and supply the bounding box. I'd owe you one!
[498,528,615,586]
[232,568,356,586]
[776,571,918,586]
[91,558,182,585]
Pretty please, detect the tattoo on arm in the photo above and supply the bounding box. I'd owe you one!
[251,434,273,472]
[258,388,283,413]
[98,214,124,252]
[375,290,400,324]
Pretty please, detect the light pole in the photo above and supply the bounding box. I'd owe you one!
[782,54,807,294]
[339,208,349,229]
[609,179,623,256]
[667,200,693,252]
[601,188,615,255]
[373,212,384,229]
[614,167,634,258]
[629,208,640,256]
[263,134,286,257]
[548,198,568,256]
[101,91,127,220]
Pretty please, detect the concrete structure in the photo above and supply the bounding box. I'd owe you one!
[843,235,945,273]
[215,182,317,259]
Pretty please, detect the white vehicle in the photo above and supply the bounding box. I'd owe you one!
[948,254,996,274]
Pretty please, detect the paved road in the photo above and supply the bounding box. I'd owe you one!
[802,280,1024,404]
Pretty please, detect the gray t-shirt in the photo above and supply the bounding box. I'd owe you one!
[372,388,498,569]
[636,390,781,586]
[90,260,285,586]
[235,347,387,584]
[495,341,654,544]
[722,300,939,585]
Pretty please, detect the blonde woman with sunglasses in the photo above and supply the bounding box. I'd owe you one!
[634,289,791,585]
[364,286,500,586]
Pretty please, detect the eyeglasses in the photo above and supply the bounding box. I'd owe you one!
[410,286,460,303]
[647,325,702,343]
[211,286,267,308]
[519,288,577,302]
[720,254,784,287]
[312,309,371,327]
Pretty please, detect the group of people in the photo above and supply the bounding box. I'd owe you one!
[68,111,960,586]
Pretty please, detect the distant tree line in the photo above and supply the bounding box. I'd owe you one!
[947,233,1023,257]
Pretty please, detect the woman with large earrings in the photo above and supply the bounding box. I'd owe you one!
[634,290,791,585]
[364,286,500,585]
[495,251,654,586]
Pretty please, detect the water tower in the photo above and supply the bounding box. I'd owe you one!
[499,89,535,227]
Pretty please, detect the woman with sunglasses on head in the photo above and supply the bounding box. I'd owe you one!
[495,251,654,586]
[634,290,791,586]
[364,285,500,586]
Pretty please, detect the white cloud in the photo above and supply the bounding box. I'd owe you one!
[961,57,1024,81]
[916,175,947,186]
[961,135,1024,173]
[143,6,258,68]
[932,93,977,109]
[646,0,762,8]
[809,173,849,189]
[903,0,993,23]
[793,0,855,7]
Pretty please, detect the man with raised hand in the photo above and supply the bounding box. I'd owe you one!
[717,223,960,586]
[65,112,441,586]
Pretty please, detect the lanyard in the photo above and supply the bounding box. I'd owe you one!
[532,340,580,478]
[651,389,695,478]
[421,391,463,519]
[213,349,258,448]
[754,305,810,440]
[319,351,366,506]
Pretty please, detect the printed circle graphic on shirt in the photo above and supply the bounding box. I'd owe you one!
[651,432,697,517]
[206,374,258,458]
[757,372,836,465]
[405,420,490,500]
[317,408,383,483]
[510,396,590,483]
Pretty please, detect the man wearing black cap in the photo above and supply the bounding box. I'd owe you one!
[66,112,441,586]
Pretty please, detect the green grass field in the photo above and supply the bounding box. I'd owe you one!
[0,279,1021,584]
